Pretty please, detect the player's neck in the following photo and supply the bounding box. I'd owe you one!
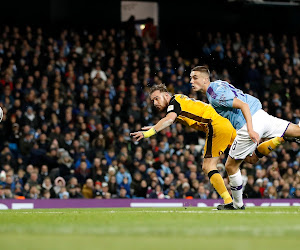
[166,94,171,103]
[202,83,210,93]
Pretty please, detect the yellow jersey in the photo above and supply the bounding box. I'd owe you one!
[166,94,236,158]
[167,94,221,132]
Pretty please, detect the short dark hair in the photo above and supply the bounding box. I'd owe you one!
[191,66,210,77]
[149,84,168,95]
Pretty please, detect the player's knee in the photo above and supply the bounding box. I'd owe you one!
[202,164,209,174]
[225,164,231,172]
[286,123,300,137]
[225,163,238,174]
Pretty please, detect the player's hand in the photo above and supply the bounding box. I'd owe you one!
[248,130,259,145]
[130,131,144,141]
[141,126,152,130]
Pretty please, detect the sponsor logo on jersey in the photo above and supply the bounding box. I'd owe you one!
[167,105,174,112]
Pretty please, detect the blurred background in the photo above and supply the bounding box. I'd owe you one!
[2,0,300,60]
[0,0,299,201]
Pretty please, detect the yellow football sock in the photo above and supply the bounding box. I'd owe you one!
[256,137,285,157]
[208,170,232,204]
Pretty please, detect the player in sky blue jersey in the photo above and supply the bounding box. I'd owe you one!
[206,80,262,131]
[190,66,300,210]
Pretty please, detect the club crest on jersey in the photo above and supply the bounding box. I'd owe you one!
[167,105,174,112]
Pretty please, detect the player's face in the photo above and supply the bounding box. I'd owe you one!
[150,90,168,111]
[190,71,209,92]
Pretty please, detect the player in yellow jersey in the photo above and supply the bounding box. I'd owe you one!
[130,84,283,207]
[131,84,237,205]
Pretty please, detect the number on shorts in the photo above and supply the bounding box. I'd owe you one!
[232,140,237,150]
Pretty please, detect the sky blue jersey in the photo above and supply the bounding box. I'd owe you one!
[206,80,262,130]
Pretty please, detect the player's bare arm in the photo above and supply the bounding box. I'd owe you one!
[130,112,177,141]
[232,97,259,144]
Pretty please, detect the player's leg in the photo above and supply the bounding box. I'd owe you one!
[204,118,236,205]
[245,114,296,163]
[256,137,285,156]
[202,157,232,205]
[246,112,298,165]
[220,122,261,210]
[221,156,245,210]
[260,111,298,144]
[245,137,285,164]
[283,122,300,140]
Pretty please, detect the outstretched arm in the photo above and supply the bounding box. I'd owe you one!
[232,97,259,144]
[130,112,177,141]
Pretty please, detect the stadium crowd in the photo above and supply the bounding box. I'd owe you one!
[0,23,299,200]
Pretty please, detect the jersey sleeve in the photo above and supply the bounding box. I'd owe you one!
[166,97,181,116]
[208,83,235,108]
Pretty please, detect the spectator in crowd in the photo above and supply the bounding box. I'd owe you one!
[75,161,91,185]
[118,186,130,198]
[116,165,132,186]
[100,182,110,199]
[82,178,94,198]
[68,184,83,199]
[41,176,56,198]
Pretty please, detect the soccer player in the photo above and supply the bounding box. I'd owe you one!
[130,84,278,207]
[190,66,300,210]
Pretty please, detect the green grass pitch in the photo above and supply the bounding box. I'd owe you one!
[0,207,299,250]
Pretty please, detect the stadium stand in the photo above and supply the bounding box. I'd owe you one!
[0,23,299,200]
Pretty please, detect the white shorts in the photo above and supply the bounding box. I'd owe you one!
[229,109,290,160]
